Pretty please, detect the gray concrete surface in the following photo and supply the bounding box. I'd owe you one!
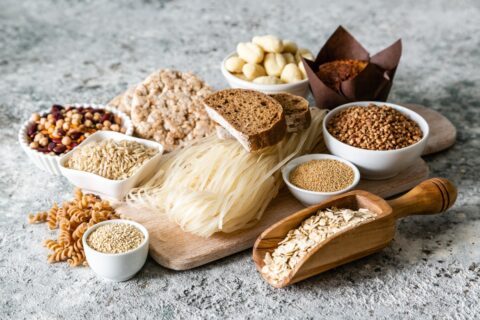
[1,0,479,319]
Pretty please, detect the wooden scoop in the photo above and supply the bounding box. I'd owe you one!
[253,177,457,288]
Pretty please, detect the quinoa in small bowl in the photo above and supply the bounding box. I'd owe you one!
[82,219,149,282]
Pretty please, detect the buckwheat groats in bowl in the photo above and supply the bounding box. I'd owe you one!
[322,101,429,179]
[327,103,423,151]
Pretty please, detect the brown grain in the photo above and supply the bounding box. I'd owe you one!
[327,104,423,150]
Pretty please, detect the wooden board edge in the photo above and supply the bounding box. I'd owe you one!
[149,238,255,270]
[403,104,457,156]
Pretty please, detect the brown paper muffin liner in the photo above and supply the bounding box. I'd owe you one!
[303,26,402,109]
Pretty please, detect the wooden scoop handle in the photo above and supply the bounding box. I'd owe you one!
[387,178,457,219]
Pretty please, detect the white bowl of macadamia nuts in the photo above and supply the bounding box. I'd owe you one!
[323,101,429,180]
[221,35,313,97]
[18,104,133,176]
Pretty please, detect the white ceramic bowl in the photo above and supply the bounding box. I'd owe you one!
[83,219,149,282]
[282,154,361,207]
[18,104,133,176]
[221,52,310,97]
[59,131,163,201]
[323,101,430,180]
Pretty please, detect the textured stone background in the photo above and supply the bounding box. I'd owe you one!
[1,0,479,319]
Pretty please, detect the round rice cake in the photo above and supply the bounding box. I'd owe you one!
[131,69,215,152]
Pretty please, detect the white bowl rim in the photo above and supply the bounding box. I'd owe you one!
[18,104,134,158]
[282,153,361,196]
[323,101,430,154]
[82,219,149,257]
[221,51,309,89]
[58,130,164,184]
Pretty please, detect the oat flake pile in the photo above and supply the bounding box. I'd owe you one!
[262,207,377,284]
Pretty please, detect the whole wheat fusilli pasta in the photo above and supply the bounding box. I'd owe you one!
[28,188,119,268]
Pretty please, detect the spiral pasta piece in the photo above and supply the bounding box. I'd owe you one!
[68,251,86,267]
[43,239,63,251]
[56,207,68,221]
[73,238,83,252]
[58,228,72,246]
[47,203,58,230]
[72,222,88,241]
[70,209,90,224]
[48,246,75,263]
[28,212,48,224]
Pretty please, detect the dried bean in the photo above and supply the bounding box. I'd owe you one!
[27,123,37,136]
[100,113,112,123]
[47,142,56,152]
[25,104,124,155]
[70,132,82,140]
[53,145,66,154]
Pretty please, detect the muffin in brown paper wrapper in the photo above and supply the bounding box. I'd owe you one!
[303,26,402,109]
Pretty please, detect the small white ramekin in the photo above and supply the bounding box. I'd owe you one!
[83,219,149,282]
[282,154,361,207]
[18,104,133,176]
[323,101,429,180]
[221,52,310,97]
[59,131,164,201]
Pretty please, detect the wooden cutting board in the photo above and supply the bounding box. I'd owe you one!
[118,104,455,270]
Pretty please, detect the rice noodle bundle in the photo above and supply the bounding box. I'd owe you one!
[127,108,326,237]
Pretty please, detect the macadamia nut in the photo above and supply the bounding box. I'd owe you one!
[264,53,287,77]
[242,63,266,80]
[282,40,298,54]
[296,48,314,63]
[281,63,304,83]
[253,76,283,85]
[234,73,248,81]
[237,42,264,64]
[283,53,296,64]
[252,35,284,53]
[225,56,246,73]
[298,61,307,78]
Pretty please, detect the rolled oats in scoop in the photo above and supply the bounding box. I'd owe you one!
[261,207,376,284]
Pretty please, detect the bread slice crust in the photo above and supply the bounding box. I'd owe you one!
[269,92,311,132]
[204,89,286,151]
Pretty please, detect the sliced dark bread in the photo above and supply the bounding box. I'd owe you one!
[204,89,286,151]
[215,92,311,141]
[269,93,311,132]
